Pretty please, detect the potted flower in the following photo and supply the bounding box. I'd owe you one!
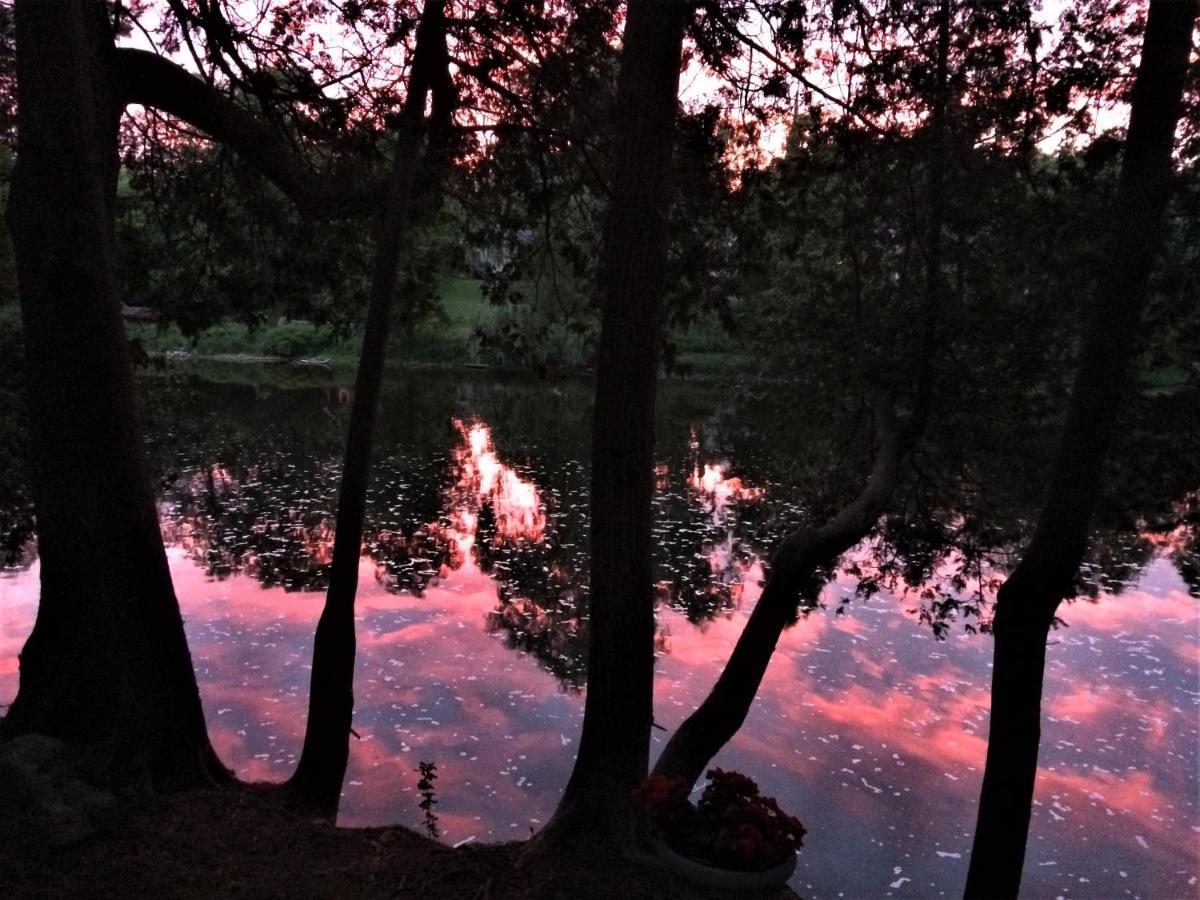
[634,768,806,891]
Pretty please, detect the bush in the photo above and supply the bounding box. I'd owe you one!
[256,320,328,359]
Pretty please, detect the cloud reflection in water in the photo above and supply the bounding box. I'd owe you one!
[0,428,1195,899]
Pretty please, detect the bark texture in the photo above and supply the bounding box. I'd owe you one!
[531,0,690,853]
[286,1,450,818]
[653,395,905,788]
[963,2,1196,896]
[0,0,224,787]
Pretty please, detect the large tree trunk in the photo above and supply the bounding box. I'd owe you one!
[0,0,224,787]
[653,395,904,788]
[963,2,1196,896]
[529,0,689,854]
[287,1,449,818]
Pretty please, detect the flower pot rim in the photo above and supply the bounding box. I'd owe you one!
[656,837,797,891]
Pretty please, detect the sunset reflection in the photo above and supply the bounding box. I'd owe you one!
[1,424,1195,900]
[448,419,546,547]
[689,461,765,510]
[4,549,1193,897]
[655,444,766,621]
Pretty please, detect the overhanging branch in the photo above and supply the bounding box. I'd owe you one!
[114,48,383,218]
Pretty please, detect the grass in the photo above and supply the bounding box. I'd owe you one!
[669,315,753,376]
[437,276,488,328]
[123,276,755,378]
[128,320,360,363]
[126,278,489,368]
[1140,364,1193,396]
[390,276,487,366]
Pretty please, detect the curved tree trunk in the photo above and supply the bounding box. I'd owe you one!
[653,395,905,788]
[0,0,224,787]
[963,2,1196,895]
[528,0,690,855]
[287,1,450,819]
[653,0,948,789]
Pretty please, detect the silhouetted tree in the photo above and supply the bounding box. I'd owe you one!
[0,0,225,786]
[654,393,908,787]
[652,0,952,789]
[288,0,454,818]
[529,0,691,854]
[964,2,1196,896]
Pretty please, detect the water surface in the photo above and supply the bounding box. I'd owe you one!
[1,368,1195,898]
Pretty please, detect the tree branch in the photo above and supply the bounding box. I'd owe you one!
[701,0,887,136]
[113,48,382,218]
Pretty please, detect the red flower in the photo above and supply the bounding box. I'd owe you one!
[697,769,806,869]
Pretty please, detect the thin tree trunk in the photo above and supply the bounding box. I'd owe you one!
[964,3,1195,896]
[651,1,948,786]
[915,0,950,415]
[529,0,690,854]
[653,395,905,788]
[1,0,224,787]
[287,1,449,818]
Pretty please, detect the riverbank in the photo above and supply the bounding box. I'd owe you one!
[1,778,798,900]
[123,276,753,379]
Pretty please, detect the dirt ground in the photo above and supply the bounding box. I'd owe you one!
[1,783,800,900]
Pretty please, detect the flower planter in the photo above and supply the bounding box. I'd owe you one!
[656,839,797,892]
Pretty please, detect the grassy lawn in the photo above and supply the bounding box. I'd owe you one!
[123,275,754,377]
[669,314,752,377]
[436,276,488,328]
[389,276,487,365]
[127,276,491,368]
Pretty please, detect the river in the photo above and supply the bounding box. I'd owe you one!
[1,365,1195,898]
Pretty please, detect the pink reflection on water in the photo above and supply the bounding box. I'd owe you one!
[1,434,1196,897]
[0,561,39,687]
[1,548,1195,895]
[675,449,765,612]
[688,462,765,515]
[653,557,1197,896]
[449,419,546,546]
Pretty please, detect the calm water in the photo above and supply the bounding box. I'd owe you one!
[0,367,1196,898]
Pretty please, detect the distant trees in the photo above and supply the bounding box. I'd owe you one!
[464,36,743,374]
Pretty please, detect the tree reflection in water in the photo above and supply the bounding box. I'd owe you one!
[151,411,1197,695]
[1,370,1195,895]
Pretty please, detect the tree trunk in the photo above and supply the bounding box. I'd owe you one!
[653,395,904,788]
[529,0,690,854]
[0,0,224,787]
[963,2,1196,896]
[914,0,950,418]
[287,1,448,818]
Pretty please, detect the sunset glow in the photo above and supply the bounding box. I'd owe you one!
[450,419,547,546]
[688,461,765,513]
